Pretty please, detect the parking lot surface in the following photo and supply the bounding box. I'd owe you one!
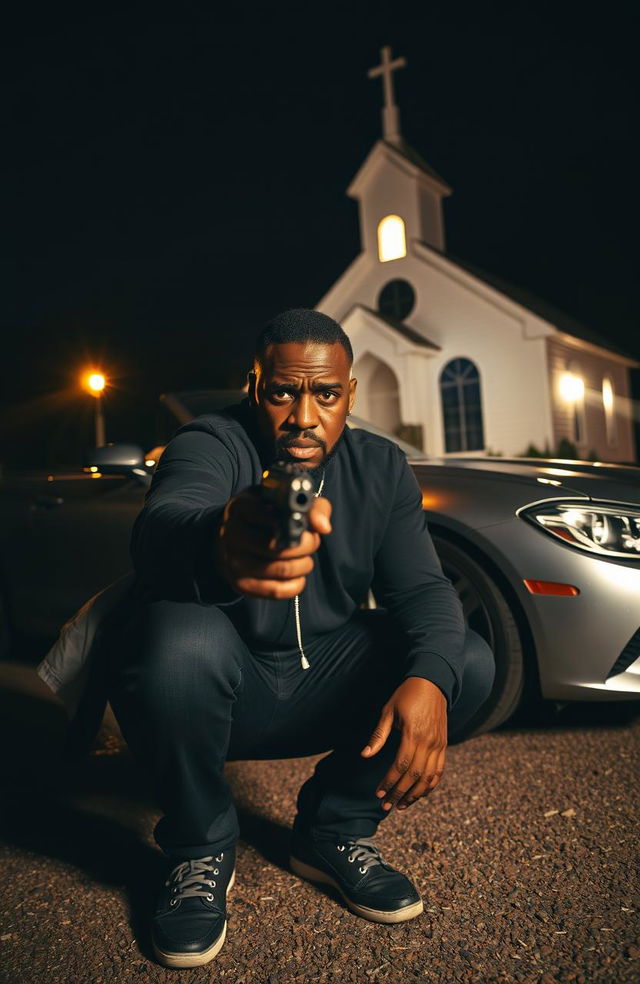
[0,668,638,984]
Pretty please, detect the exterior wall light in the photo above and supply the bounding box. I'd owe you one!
[559,372,585,402]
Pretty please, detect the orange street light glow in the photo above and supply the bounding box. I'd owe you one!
[82,371,107,396]
[87,373,106,393]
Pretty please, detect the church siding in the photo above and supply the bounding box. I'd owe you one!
[546,338,635,462]
[429,335,551,458]
[326,252,556,458]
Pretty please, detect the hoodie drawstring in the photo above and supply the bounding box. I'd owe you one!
[294,468,325,670]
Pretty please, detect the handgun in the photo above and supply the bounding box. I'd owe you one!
[260,461,315,550]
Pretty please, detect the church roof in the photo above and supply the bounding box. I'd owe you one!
[385,139,452,193]
[448,253,638,363]
[348,138,452,201]
[360,305,441,350]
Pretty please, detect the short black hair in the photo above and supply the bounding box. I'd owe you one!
[253,308,353,369]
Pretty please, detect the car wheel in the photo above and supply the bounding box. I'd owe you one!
[433,536,528,737]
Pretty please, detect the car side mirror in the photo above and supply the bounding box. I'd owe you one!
[83,443,151,485]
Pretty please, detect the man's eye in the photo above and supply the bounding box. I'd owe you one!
[319,391,338,402]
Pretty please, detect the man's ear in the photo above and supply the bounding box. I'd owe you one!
[347,375,357,414]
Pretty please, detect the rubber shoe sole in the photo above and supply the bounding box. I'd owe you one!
[152,867,236,968]
[289,856,423,924]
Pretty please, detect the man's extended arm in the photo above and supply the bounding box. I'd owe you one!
[130,429,241,604]
[130,426,330,604]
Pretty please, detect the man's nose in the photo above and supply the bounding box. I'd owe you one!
[288,392,318,431]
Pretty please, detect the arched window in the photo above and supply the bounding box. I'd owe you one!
[439,358,484,452]
[602,377,617,445]
[377,214,407,262]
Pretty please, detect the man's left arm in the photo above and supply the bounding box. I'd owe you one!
[361,449,466,811]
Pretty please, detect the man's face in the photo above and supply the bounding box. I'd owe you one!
[248,341,357,470]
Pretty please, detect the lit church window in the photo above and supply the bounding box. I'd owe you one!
[377,214,407,262]
[440,358,485,452]
[378,278,415,320]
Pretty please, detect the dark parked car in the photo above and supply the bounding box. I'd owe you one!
[2,389,639,738]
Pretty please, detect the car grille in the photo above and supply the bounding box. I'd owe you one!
[606,627,640,679]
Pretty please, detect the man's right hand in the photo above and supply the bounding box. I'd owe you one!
[214,489,332,599]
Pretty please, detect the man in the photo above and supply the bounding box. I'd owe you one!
[106,308,495,969]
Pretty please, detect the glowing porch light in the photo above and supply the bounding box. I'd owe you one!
[559,372,584,402]
[377,214,407,262]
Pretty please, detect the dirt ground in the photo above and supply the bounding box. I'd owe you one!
[0,667,638,984]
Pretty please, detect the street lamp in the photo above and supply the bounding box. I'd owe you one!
[82,370,107,447]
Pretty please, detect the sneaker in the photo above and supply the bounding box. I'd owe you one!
[151,845,236,968]
[289,832,423,924]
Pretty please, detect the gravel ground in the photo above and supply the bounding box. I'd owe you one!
[0,666,638,984]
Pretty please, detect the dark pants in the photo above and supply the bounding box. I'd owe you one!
[106,601,495,860]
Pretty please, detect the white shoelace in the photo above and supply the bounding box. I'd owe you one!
[166,853,224,905]
[337,838,385,874]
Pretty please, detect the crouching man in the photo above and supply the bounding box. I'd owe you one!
[106,308,495,968]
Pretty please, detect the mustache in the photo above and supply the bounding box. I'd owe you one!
[276,433,326,452]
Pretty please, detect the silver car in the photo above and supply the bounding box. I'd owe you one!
[1,390,639,738]
[406,451,640,736]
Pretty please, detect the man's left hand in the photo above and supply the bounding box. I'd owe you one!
[360,677,447,812]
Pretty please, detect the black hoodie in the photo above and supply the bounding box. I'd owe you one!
[130,400,466,709]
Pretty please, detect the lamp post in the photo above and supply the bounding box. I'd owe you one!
[82,371,107,447]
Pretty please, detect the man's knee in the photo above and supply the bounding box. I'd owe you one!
[122,600,245,704]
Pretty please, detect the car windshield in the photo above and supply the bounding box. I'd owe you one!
[159,390,427,460]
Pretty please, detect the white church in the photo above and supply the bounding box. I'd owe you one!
[317,47,638,462]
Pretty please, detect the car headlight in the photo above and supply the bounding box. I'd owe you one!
[521,501,640,559]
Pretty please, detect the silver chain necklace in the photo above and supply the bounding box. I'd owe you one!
[294,467,325,670]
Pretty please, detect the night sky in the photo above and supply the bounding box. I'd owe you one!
[2,2,638,466]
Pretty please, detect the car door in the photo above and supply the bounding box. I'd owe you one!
[0,467,146,644]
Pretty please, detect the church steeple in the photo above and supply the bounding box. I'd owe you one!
[367,46,407,147]
[348,45,452,255]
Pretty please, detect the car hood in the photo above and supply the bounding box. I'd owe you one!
[415,456,640,506]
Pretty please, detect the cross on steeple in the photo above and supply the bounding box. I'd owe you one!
[367,46,407,145]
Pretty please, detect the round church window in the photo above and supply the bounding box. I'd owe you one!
[378,279,416,321]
